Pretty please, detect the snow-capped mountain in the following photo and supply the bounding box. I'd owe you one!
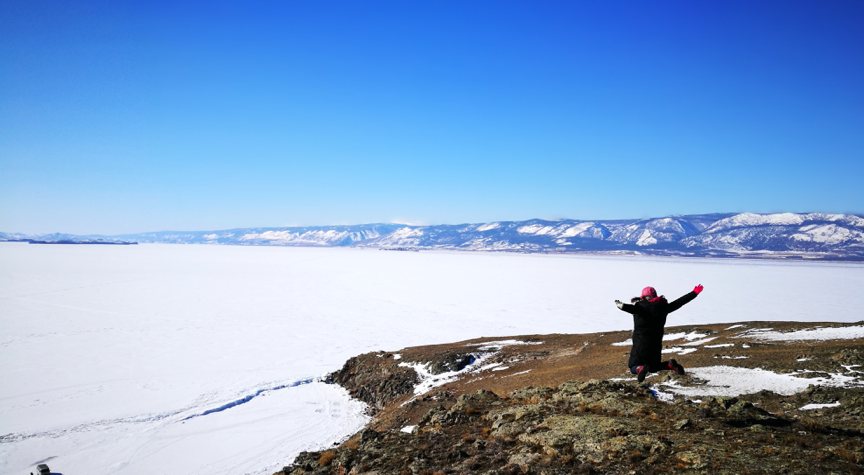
[3,212,863,260]
[605,217,702,246]
[681,213,864,254]
[0,224,404,247]
[356,214,735,252]
[111,224,404,246]
[0,232,81,242]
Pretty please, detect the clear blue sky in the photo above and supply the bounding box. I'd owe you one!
[2,1,862,234]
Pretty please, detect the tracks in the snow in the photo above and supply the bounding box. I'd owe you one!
[181,377,318,421]
[0,377,321,443]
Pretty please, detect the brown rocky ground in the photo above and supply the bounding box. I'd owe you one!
[275,321,864,474]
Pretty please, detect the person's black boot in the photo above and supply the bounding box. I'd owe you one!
[668,359,685,375]
[637,365,650,383]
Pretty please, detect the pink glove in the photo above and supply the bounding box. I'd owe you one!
[693,284,704,294]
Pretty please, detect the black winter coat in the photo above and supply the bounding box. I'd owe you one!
[619,291,698,368]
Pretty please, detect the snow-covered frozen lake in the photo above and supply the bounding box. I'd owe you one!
[2,243,863,474]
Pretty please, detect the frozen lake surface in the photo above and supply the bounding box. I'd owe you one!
[1,243,863,474]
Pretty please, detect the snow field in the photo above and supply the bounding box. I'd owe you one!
[738,325,864,341]
[660,366,862,397]
[1,243,864,474]
[1,380,368,475]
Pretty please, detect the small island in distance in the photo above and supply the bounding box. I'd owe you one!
[27,239,137,245]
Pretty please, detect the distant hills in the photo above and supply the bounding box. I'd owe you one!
[3,212,864,260]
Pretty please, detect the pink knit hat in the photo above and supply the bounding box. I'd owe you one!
[641,286,657,299]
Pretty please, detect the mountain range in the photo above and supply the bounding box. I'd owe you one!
[3,212,864,260]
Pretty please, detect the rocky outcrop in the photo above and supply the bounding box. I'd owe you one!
[280,322,864,474]
[326,352,419,412]
[278,379,864,474]
[426,351,478,375]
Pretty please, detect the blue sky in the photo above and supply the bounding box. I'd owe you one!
[1,1,862,234]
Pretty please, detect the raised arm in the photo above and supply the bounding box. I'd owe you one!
[615,300,638,314]
[668,284,703,313]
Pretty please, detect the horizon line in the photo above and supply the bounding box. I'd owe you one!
[4,210,864,237]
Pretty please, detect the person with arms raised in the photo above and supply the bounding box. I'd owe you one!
[615,285,704,382]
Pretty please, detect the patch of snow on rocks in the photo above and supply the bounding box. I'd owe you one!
[682,337,718,346]
[662,366,863,397]
[611,338,633,346]
[399,341,548,397]
[664,332,710,342]
[467,340,544,351]
[400,350,518,397]
[474,362,506,373]
[740,325,864,341]
[400,425,416,433]
[649,385,676,403]
[399,356,485,397]
[799,402,840,411]
[502,370,532,378]
[683,332,711,340]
